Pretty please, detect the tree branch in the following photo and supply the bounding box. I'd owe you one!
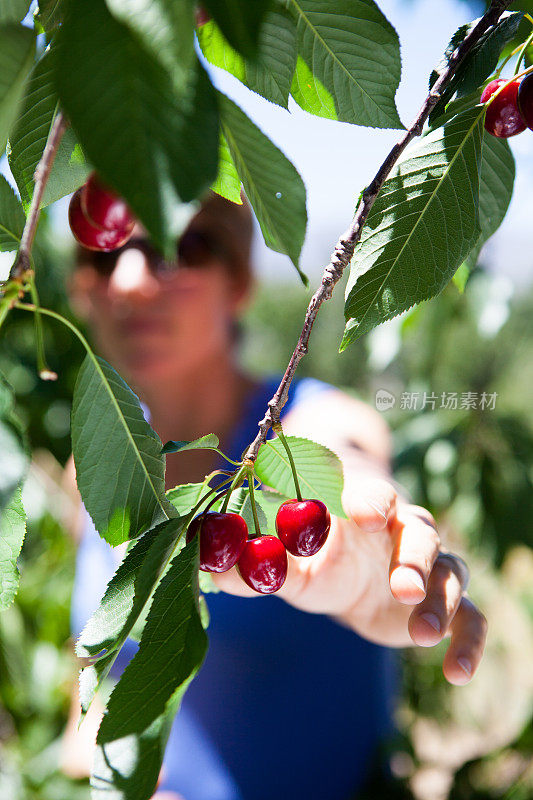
[9,111,67,282]
[244,0,514,463]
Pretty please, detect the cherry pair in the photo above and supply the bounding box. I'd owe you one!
[481,74,533,138]
[69,173,135,251]
[186,498,331,594]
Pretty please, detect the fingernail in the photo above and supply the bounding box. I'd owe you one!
[401,568,425,594]
[457,657,472,677]
[359,499,388,531]
[365,498,388,521]
[420,612,441,633]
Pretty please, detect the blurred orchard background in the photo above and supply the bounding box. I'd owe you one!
[2,0,533,798]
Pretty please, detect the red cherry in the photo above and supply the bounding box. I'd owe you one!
[275,499,331,557]
[518,73,533,130]
[480,79,526,138]
[81,173,135,233]
[186,511,248,573]
[68,189,133,251]
[237,536,288,594]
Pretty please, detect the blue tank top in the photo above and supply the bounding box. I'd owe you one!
[71,377,397,800]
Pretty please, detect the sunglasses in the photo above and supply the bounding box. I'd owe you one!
[84,230,229,276]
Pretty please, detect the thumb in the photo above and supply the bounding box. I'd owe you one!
[342,477,397,532]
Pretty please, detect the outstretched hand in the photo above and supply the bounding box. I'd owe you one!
[212,475,487,686]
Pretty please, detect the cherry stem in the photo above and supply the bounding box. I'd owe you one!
[246,469,262,538]
[242,0,515,466]
[496,42,526,76]
[273,424,302,501]
[513,29,533,76]
[213,451,241,466]
[13,302,101,356]
[0,302,11,332]
[485,63,533,108]
[220,464,247,513]
[30,277,57,381]
[185,475,235,524]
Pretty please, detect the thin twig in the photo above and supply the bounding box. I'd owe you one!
[9,112,67,281]
[243,0,514,463]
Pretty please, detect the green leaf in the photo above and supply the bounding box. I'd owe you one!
[0,489,26,610]
[0,0,31,23]
[287,0,402,129]
[166,482,210,517]
[429,13,523,123]
[342,107,485,348]
[92,539,207,799]
[167,482,267,534]
[201,0,271,59]
[429,21,472,90]
[0,378,28,516]
[253,488,289,534]
[54,0,219,257]
[226,486,266,534]
[105,0,196,92]
[71,354,171,546]
[0,24,35,154]
[426,89,479,132]
[0,421,27,516]
[218,92,308,279]
[455,12,523,99]
[8,49,91,211]
[255,435,345,518]
[290,54,337,120]
[0,175,25,251]
[198,8,297,108]
[92,678,190,800]
[35,0,62,30]
[211,133,242,203]
[462,130,515,274]
[162,433,220,455]
[452,261,470,293]
[77,517,185,714]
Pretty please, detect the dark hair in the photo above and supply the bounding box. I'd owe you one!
[188,192,254,286]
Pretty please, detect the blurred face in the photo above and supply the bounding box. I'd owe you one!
[69,227,250,390]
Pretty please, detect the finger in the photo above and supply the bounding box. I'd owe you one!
[442,596,488,685]
[342,477,397,532]
[408,553,469,646]
[212,551,310,603]
[389,505,440,604]
[210,565,259,597]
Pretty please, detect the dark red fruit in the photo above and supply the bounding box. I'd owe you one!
[68,188,133,251]
[481,79,526,138]
[518,73,533,130]
[275,499,331,557]
[81,173,135,233]
[186,511,248,573]
[237,536,288,594]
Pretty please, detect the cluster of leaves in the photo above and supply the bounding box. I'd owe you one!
[68,349,345,797]
[0,1,531,797]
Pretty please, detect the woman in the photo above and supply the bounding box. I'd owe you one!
[61,193,487,800]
